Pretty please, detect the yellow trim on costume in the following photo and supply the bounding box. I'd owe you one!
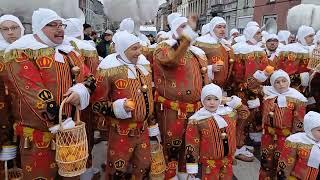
[194,41,222,49]
[80,49,98,58]
[13,124,52,144]
[4,48,55,63]
[285,141,298,148]
[0,50,4,58]
[236,52,267,60]
[286,97,306,105]
[98,66,128,77]
[279,51,309,60]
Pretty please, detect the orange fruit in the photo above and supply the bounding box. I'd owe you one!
[66,154,77,162]
[216,60,224,66]
[58,147,69,161]
[265,65,274,74]
[126,99,136,110]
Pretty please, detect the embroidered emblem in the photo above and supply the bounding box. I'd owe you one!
[179,58,186,65]
[172,139,182,147]
[15,52,28,62]
[38,89,53,102]
[287,53,297,61]
[36,57,53,69]
[50,163,56,169]
[97,75,104,83]
[278,161,286,169]
[247,54,255,61]
[0,62,4,72]
[262,149,269,155]
[114,159,125,169]
[298,149,308,158]
[167,131,173,137]
[141,143,147,149]
[287,157,294,164]
[167,161,178,169]
[0,102,4,110]
[211,56,222,64]
[171,81,176,88]
[274,151,280,158]
[92,102,102,114]
[26,165,32,172]
[201,129,210,136]
[287,102,294,110]
[36,101,45,109]
[296,122,303,129]
[178,112,187,119]
[186,145,195,152]
[115,79,128,89]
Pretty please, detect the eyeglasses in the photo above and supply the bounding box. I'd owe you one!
[45,23,67,29]
[267,39,279,42]
[0,26,20,32]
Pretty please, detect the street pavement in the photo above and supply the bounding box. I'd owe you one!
[91,141,261,180]
[233,157,260,180]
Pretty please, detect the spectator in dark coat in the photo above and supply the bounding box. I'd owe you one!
[96,29,113,58]
[83,23,93,40]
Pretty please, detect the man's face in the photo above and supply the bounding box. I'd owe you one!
[288,35,295,44]
[104,34,112,41]
[0,20,22,44]
[42,20,65,44]
[254,30,262,42]
[304,34,315,46]
[148,36,154,42]
[176,22,188,38]
[232,32,239,38]
[213,24,226,39]
[125,43,142,62]
[84,27,92,36]
[266,39,279,51]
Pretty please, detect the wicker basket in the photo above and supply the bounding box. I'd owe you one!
[55,99,88,177]
[309,45,320,71]
[7,168,23,180]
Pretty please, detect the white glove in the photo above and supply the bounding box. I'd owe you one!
[247,98,260,109]
[112,98,132,119]
[300,72,310,87]
[253,70,268,82]
[226,96,242,109]
[148,123,161,142]
[49,117,75,134]
[186,163,198,174]
[182,25,198,42]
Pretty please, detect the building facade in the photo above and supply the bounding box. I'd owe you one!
[253,0,301,31]
[79,0,108,35]
[177,0,189,17]
[206,0,237,35]
[236,0,254,33]
[156,2,170,31]
[188,0,208,28]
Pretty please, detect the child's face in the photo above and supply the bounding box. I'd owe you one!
[273,77,289,94]
[203,95,220,112]
[311,127,320,142]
